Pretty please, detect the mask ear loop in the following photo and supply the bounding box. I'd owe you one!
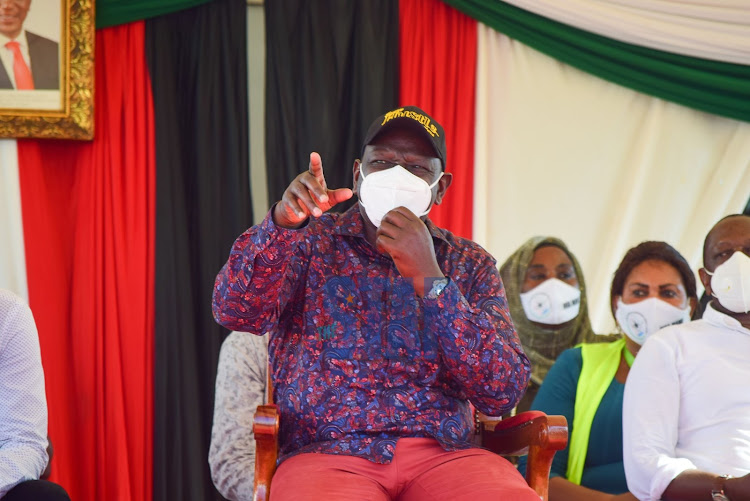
[703,267,720,300]
[613,298,625,335]
[357,161,374,212]
[428,172,444,189]
[416,172,445,217]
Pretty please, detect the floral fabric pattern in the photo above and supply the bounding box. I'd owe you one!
[213,205,530,464]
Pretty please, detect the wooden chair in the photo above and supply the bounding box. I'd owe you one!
[252,404,568,501]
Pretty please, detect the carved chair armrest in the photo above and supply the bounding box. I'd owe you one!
[253,404,279,501]
[480,410,568,501]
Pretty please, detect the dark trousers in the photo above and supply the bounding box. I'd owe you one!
[4,480,70,501]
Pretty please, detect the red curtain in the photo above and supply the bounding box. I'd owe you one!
[17,22,155,501]
[399,0,477,239]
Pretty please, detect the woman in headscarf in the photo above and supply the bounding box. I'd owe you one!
[500,236,602,413]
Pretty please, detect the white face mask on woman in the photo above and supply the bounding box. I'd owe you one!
[705,251,750,313]
[358,164,443,228]
[519,278,581,325]
[615,297,691,345]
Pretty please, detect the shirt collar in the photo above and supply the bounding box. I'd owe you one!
[332,202,450,245]
[703,301,750,336]
[0,29,28,49]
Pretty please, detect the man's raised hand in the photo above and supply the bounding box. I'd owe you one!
[273,152,353,228]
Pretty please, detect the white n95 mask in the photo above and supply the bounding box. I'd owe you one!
[519,278,581,325]
[706,251,750,313]
[615,297,691,345]
[358,164,443,228]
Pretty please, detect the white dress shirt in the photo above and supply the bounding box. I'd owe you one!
[0,289,49,497]
[0,30,32,89]
[208,332,268,501]
[623,303,750,501]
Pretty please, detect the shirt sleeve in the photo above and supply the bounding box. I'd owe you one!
[208,332,268,501]
[212,207,307,334]
[0,294,49,498]
[518,347,582,478]
[623,335,694,501]
[422,255,531,416]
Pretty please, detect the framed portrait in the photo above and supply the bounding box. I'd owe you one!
[0,0,94,140]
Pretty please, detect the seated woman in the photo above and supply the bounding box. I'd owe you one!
[520,241,698,500]
[500,236,602,413]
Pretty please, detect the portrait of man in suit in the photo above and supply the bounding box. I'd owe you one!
[0,0,60,90]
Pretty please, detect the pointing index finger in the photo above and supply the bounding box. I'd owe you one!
[309,152,327,192]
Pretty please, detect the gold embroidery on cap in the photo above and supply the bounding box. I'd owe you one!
[381,108,439,138]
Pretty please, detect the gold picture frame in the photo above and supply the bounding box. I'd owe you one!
[0,0,94,140]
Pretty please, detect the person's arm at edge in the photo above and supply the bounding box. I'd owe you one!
[661,470,750,501]
[548,478,637,501]
[208,332,267,501]
[623,335,693,501]
[0,296,49,497]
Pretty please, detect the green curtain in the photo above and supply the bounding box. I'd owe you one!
[97,0,214,28]
[441,0,750,122]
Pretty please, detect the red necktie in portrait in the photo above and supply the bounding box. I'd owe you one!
[5,41,35,90]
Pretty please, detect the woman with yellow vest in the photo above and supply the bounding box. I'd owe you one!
[519,241,698,500]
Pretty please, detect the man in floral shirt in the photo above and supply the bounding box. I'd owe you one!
[213,106,535,500]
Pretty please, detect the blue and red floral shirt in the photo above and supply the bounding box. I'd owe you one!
[212,204,530,464]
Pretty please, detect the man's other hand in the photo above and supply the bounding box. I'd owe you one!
[376,206,444,296]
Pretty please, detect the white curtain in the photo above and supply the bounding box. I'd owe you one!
[473,25,750,333]
[503,0,750,64]
[0,139,28,301]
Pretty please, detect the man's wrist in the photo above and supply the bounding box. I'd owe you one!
[425,277,449,300]
[272,203,307,229]
[712,475,733,501]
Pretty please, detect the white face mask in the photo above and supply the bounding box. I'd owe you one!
[615,297,691,345]
[519,278,581,326]
[706,251,750,313]
[358,164,443,228]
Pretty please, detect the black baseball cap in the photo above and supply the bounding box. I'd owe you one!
[361,106,447,168]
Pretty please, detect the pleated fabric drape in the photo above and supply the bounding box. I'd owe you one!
[146,1,252,499]
[399,0,478,238]
[97,0,214,28]
[264,0,399,214]
[17,21,155,501]
[443,0,750,122]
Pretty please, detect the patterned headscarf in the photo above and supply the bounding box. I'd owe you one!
[500,236,600,385]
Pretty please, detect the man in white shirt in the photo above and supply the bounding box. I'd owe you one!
[623,214,750,501]
[0,289,69,500]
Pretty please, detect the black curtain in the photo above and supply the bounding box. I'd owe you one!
[146,1,251,499]
[265,0,400,212]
